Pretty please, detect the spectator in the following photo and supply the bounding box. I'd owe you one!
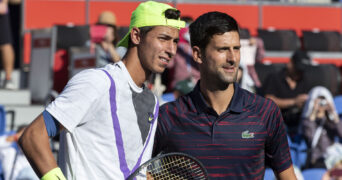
[0,125,38,180]
[92,11,121,67]
[301,86,342,169]
[173,78,194,99]
[166,17,200,91]
[0,0,15,89]
[264,50,313,138]
[323,144,342,180]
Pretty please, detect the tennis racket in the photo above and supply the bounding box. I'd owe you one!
[127,152,208,180]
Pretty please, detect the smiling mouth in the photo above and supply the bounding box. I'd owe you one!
[160,57,170,64]
[223,66,235,72]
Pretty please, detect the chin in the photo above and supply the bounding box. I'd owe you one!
[219,76,237,84]
[152,67,165,74]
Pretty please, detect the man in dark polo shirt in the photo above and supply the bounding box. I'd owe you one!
[153,12,297,179]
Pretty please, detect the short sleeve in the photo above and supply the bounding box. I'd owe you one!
[46,69,109,132]
[265,101,293,173]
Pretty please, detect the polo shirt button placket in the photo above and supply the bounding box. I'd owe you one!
[212,117,220,143]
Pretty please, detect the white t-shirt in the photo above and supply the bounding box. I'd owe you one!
[46,61,159,179]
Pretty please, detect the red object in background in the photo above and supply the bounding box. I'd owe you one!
[53,49,69,93]
[177,3,259,36]
[262,57,342,67]
[22,1,342,67]
[74,58,96,69]
[23,33,31,65]
[330,169,342,177]
[33,38,51,48]
[90,25,107,44]
[262,5,342,36]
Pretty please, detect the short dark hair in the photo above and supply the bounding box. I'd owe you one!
[127,8,181,48]
[189,11,239,50]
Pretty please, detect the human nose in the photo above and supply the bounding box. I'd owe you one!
[227,48,238,63]
[165,41,177,58]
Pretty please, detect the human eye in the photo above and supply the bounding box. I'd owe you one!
[174,39,179,45]
[218,47,228,52]
[234,46,241,51]
[158,36,167,41]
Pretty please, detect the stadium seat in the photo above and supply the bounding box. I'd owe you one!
[302,30,342,51]
[304,64,341,96]
[334,95,342,116]
[117,26,129,42]
[240,28,251,39]
[302,168,327,180]
[0,105,6,136]
[161,93,175,103]
[254,63,286,86]
[288,135,308,169]
[56,25,90,50]
[257,29,300,51]
[264,168,275,180]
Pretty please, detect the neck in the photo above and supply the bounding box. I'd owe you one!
[122,47,151,87]
[200,81,235,115]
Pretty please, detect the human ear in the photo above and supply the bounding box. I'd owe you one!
[130,27,141,45]
[192,46,203,64]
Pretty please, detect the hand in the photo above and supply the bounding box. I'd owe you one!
[100,41,110,51]
[294,94,308,108]
[325,102,340,123]
[0,2,8,14]
[6,134,18,142]
[100,41,120,62]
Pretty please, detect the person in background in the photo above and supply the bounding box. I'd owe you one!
[0,0,15,89]
[18,1,185,179]
[166,16,200,91]
[0,125,38,180]
[173,78,194,99]
[93,11,121,67]
[153,11,296,179]
[264,50,313,138]
[301,86,342,169]
[322,162,342,180]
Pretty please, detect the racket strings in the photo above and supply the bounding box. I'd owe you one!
[146,155,207,180]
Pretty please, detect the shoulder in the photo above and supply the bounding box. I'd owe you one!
[159,100,178,114]
[159,94,192,115]
[66,66,123,95]
[239,87,271,105]
[69,68,108,87]
[239,87,279,114]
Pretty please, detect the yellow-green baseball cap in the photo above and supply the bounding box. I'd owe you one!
[117,1,185,48]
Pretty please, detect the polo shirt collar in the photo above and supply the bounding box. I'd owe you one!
[190,81,244,114]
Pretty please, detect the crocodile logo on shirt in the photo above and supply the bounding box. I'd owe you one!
[242,130,254,139]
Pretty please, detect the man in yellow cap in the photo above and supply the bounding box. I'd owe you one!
[18,1,185,179]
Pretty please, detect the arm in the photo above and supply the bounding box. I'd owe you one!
[265,94,308,110]
[18,113,62,177]
[265,101,296,179]
[276,165,297,180]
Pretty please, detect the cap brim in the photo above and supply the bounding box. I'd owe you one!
[117,31,130,48]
